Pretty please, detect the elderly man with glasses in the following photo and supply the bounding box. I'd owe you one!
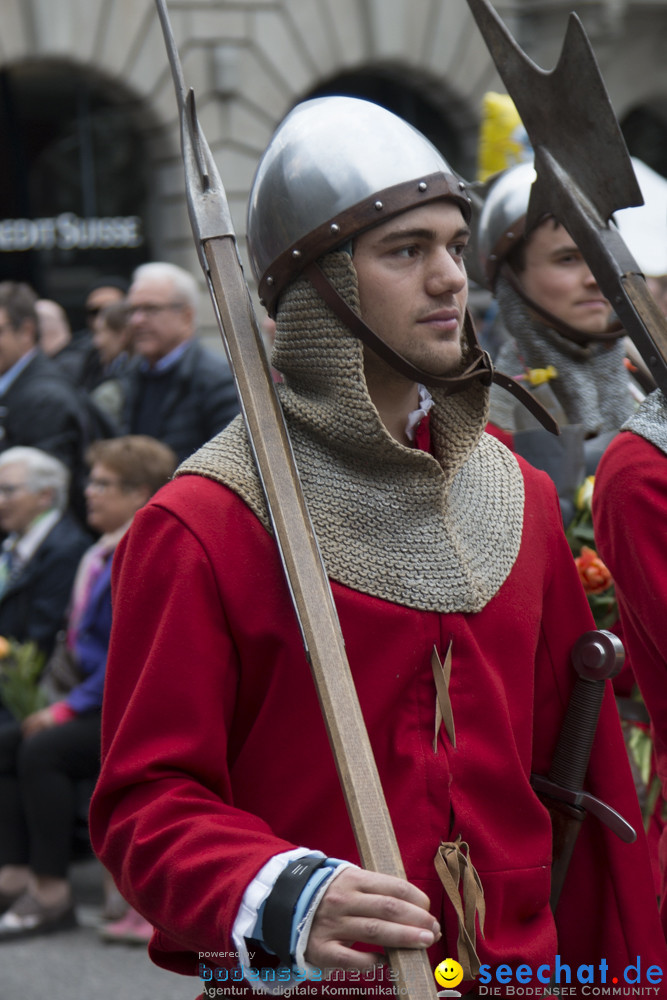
[120,262,239,461]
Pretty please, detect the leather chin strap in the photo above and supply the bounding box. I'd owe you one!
[499,262,624,346]
[304,261,560,436]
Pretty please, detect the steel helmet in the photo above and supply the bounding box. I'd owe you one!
[476,161,536,290]
[247,95,471,314]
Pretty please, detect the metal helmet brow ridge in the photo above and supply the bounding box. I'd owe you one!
[247,95,471,315]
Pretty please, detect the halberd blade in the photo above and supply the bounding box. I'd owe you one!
[467,0,667,398]
[466,0,643,225]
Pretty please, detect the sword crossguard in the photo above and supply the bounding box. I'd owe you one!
[531,774,636,844]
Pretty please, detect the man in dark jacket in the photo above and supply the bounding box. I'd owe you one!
[0,283,113,518]
[121,262,239,461]
[0,283,91,461]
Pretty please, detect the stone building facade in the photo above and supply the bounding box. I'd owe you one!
[0,0,665,332]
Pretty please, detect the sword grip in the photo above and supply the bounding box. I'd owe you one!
[548,630,624,792]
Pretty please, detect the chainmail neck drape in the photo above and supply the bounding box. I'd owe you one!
[178,252,525,614]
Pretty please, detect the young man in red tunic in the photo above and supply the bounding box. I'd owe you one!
[90,98,666,997]
[593,387,667,941]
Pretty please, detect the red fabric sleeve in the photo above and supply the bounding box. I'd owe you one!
[89,495,299,972]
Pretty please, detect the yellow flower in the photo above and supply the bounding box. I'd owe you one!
[525,365,558,387]
[0,636,11,659]
[575,476,595,511]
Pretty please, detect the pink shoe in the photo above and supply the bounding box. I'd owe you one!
[99,905,153,945]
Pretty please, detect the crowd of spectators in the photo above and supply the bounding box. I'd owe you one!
[0,266,239,944]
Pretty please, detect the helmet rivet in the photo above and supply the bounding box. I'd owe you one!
[418,181,427,192]
[506,231,514,240]
[458,181,466,190]
[266,276,274,285]
[374,201,383,211]
[330,223,340,234]
[292,249,302,259]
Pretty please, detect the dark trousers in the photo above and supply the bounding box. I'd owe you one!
[0,712,101,878]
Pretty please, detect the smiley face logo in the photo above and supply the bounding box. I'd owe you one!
[434,958,464,989]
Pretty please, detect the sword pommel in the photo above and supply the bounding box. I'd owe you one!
[570,628,624,683]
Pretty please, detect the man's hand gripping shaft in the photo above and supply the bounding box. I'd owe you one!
[306,868,440,970]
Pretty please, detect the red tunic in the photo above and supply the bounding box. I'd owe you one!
[90,459,666,996]
[594,429,667,936]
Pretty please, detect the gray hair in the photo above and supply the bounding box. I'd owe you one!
[131,262,199,322]
[0,447,70,513]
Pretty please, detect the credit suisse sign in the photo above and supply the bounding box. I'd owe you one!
[0,213,143,251]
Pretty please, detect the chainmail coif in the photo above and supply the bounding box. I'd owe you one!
[178,252,525,614]
[489,276,634,435]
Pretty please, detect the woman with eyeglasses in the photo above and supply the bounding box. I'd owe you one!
[0,435,176,941]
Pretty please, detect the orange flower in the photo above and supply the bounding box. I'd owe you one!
[575,546,613,594]
[0,636,11,659]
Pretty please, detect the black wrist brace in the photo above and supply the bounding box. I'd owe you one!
[261,854,327,965]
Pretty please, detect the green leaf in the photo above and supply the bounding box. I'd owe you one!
[0,640,48,721]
